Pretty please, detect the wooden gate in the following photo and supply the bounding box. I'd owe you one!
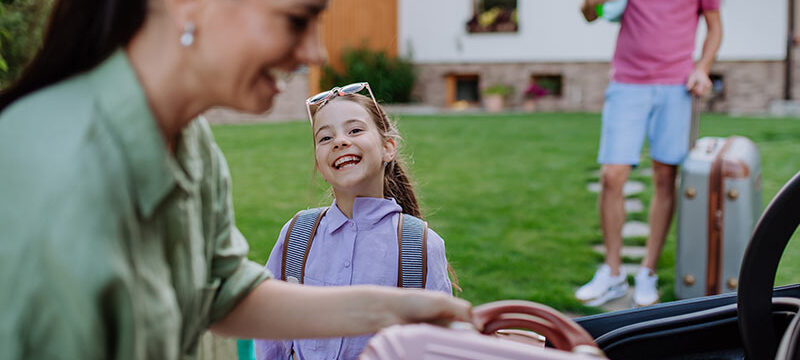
[310,0,398,95]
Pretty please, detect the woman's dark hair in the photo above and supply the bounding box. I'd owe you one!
[0,0,148,111]
[310,93,461,291]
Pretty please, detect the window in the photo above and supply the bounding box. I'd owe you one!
[446,74,480,108]
[466,0,518,33]
[706,73,725,112]
[530,74,563,97]
[709,73,725,100]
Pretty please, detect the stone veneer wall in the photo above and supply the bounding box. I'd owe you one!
[201,59,795,124]
[413,60,787,115]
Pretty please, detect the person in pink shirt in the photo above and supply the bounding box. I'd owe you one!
[576,0,722,307]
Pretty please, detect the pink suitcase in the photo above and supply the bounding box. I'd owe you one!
[360,300,606,359]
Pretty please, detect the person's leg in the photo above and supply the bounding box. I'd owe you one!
[596,82,651,273]
[633,84,691,306]
[644,84,692,270]
[600,164,632,276]
[576,82,651,304]
[640,160,678,271]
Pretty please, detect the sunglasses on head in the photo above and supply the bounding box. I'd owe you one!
[305,82,379,124]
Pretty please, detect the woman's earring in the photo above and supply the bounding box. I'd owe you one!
[180,22,196,47]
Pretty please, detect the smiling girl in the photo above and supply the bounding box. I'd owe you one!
[256,84,458,360]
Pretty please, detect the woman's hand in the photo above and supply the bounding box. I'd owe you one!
[211,280,472,340]
[383,289,473,328]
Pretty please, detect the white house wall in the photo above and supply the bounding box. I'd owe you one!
[399,0,787,63]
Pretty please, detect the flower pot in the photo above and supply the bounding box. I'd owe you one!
[523,99,537,112]
[484,94,505,113]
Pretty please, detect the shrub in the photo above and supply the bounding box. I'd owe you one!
[483,84,513,98]
[321,46,416,103]
[0,0,53,87]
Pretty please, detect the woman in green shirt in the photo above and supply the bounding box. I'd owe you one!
[0,0,471,359]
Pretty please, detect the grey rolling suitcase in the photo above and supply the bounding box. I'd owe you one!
[675,136,762,299]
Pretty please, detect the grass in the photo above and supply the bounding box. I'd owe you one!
[212,112,800,315]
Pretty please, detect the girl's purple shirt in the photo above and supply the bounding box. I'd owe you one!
[255,197,453,360]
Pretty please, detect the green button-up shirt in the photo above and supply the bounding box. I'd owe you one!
[0,50,271,359]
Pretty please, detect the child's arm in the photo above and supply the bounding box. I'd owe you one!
[210,280,472,339]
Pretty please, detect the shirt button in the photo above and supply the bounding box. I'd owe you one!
[344,260,351,268]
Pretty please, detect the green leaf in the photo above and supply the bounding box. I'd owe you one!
[0,56,9,72]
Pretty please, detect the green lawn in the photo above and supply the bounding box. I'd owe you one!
[212,112,800,315]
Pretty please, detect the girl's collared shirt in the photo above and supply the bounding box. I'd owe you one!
[256,197,453,360]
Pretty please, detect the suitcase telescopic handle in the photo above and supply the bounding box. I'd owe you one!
[473,300,604,357]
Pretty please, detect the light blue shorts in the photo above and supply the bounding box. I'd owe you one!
[597,82,692,166]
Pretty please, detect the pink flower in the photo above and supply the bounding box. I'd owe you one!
[524,83,549,99]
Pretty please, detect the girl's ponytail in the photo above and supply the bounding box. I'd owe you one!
[383,149,462,292]
[384,158,421,218]
[0,0,147,111]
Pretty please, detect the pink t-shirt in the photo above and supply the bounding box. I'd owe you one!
[611,0,720,84]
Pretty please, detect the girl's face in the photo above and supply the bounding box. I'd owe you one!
[312,99,396,197]
[194,0,327,113]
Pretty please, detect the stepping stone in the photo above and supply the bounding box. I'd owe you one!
[623,181,645,196]
[636,167,653,177]
[586,181,646,197]
[621,263,642,277]
[622,221,649,238]
[592,245,647,260]
[625,198,645,213]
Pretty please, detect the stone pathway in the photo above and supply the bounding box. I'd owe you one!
[586,180,646,197]
[592,244,647,259]
[625,199,645,213]
[622,221,650,239]
[585,169,652,312]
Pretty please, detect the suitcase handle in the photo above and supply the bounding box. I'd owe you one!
[474,300,602,356]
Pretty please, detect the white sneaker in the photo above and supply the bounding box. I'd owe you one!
[633,267,660,307]
[575,264,629,306]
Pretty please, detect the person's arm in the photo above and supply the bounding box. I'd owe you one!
[686,10,722,96]
[581,0,611,22]
[210,280,472,340]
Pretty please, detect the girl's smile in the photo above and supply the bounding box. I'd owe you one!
[332,154,362,170]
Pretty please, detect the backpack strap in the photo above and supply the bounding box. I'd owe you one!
[281,207,327,284]
[280,207,427,289]
[397,214,427,288]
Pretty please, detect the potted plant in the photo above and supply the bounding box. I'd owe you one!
[523,82,549,112]
[466,7,519,33]
[483,84,513,113]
